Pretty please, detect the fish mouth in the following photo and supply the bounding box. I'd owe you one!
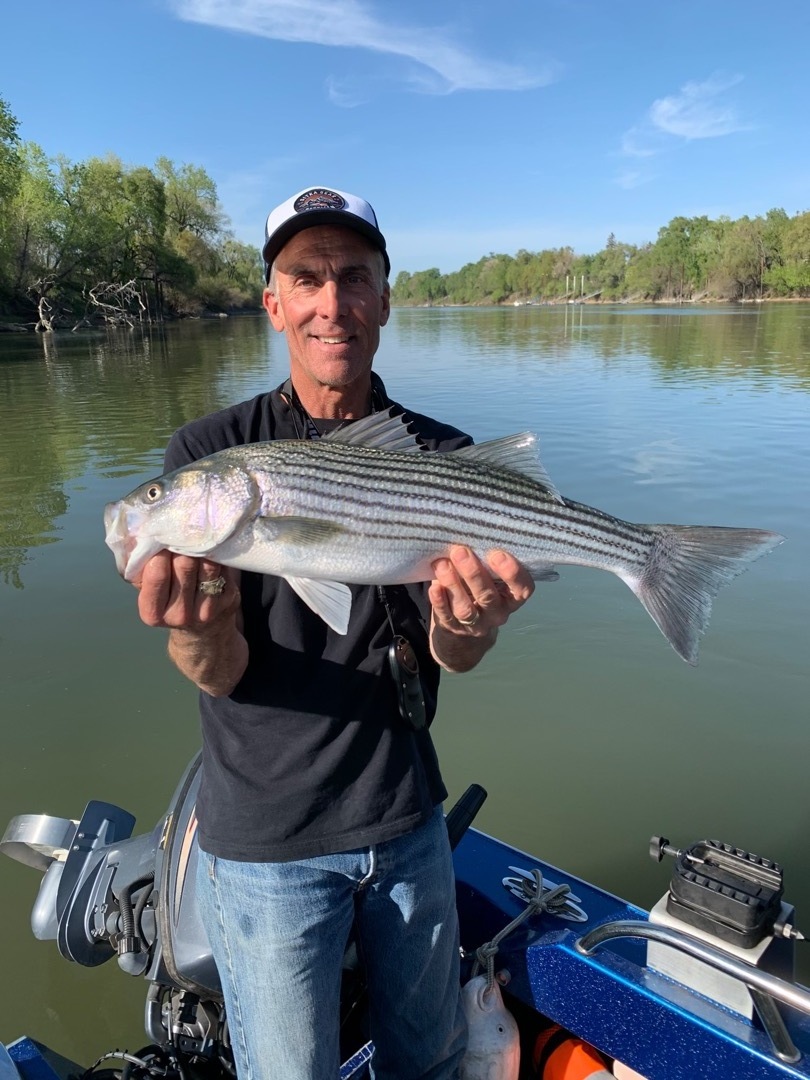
[104,501,137,577]
[103,500,159,582]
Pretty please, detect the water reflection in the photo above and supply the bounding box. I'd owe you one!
[393,304,810,386]
[0,317,276,587]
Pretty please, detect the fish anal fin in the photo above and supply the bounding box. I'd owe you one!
[525,561,560,582]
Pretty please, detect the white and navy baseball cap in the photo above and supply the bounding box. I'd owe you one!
[262,186,389,283]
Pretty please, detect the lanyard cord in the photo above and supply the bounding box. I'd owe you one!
[377,585,398,636]
[280,376,384,439]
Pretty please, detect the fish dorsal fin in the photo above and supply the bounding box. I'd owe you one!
[322,408,425,453]
[285,576,352,634]
[452,433,563,502]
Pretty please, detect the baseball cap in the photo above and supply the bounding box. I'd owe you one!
[262,186,390,283]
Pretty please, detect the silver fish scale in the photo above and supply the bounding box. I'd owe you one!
[230,440,655,574]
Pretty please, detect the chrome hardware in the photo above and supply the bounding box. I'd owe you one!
[577,920,808,1064]
[502,865,588,923]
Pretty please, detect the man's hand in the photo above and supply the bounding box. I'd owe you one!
[428,546,535,672]
[136,551,241,630]
[134,551,247,697]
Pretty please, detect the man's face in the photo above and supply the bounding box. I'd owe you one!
[263,225,390,401]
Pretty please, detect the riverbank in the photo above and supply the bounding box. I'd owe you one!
[0,309,257,332]
[393,293,809,309]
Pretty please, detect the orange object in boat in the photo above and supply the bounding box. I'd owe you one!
[532,1023,612,1079]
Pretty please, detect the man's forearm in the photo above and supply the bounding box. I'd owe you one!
[168,623,248,697]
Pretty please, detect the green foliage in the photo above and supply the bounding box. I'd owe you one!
[155,157,223,240]
[0,96,21,205]
[0,100,264,324]
[391,209,810,306]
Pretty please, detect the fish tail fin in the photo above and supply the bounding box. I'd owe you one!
[622,526,784,664]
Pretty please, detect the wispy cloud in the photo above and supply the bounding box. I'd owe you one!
[172,0,558,96]
[618,73,749,167]
[325,74,373,109]
[650,74,747,139]
[614,168,654,191]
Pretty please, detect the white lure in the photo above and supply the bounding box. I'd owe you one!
[459,975,521,1080]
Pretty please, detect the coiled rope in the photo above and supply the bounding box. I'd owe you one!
[470,868,575,991]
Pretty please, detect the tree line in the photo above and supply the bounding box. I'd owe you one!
[3,93,809,324]
[391,210,810,307]
[0,97,265,329]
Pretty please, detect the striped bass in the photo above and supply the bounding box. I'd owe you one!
[103,409,783,663]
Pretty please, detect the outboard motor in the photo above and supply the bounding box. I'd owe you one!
[2,755,228,1070]
[1,756,487,1077]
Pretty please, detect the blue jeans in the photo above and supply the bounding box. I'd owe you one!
[196,806,466,1079]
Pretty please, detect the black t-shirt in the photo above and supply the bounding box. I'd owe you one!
[165,375,471,861]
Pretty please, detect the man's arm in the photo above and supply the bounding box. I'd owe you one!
[137,551,248,697]
[428,546,535,673]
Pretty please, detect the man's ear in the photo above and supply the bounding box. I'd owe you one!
[380,283,391,327]
[263,288,285,332]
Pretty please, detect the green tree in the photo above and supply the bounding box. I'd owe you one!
[655,217,703,298]
[3,143,63,320]
[155,157,223,240]
[765,211,810,295]
[0,97,23,305]
[0,96,21,205]
[715,217,764,299]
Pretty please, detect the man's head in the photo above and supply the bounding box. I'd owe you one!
[261,186,391,414]
[262,186,389,286]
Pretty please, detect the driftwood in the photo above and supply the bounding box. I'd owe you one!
[27,278,58,332]
[72,280,148,331]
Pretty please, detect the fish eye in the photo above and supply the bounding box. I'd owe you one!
[144,483,162,502]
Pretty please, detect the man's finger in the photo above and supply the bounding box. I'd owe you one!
[486,550,535,604]
[137,550,175,626]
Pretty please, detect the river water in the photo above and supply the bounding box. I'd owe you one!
[1,304,808,1063]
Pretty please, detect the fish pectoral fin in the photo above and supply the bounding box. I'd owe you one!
[255,516,347,545]
[285,577,352,635]
[450,434,564,502]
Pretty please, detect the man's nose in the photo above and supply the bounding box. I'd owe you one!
[317,280,346,319]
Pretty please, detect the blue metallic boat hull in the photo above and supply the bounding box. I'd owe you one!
[453,827,810,1078]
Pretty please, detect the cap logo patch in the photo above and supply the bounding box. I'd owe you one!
[293,189,346,215]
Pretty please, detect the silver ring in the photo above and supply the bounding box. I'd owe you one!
[456,608,480,627]
[198,575,226,596]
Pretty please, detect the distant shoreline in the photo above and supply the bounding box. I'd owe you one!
[3,296,809,332]
[393,294,810,309]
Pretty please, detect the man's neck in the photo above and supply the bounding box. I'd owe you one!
[291,379,373,421]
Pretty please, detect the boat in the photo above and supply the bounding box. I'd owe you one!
[3,754,810,1079]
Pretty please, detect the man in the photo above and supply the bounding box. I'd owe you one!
[135,186,534,1079]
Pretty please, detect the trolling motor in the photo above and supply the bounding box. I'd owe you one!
[1,756,487,1078]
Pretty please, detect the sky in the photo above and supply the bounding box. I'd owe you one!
[3,0,809,279]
